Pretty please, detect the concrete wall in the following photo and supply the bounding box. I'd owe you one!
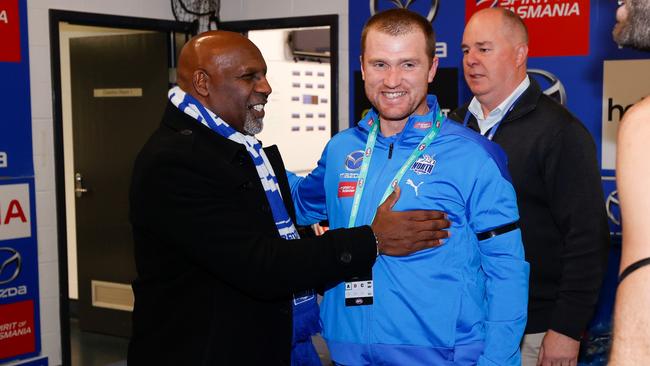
[24,0,347,364]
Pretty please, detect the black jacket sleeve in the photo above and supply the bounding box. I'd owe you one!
[544,121,610,339]
[130,137,377,301]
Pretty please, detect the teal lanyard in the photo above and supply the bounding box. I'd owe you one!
[348,110,445,228]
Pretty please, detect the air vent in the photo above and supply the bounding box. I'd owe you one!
[91,280,134,312]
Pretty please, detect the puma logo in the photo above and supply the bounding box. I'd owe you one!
[406,179,424,196]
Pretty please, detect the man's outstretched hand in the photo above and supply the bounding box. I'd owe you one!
[371,186,450,256]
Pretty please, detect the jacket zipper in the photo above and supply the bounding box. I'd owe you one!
[388,143,394,159]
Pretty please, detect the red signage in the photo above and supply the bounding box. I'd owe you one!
[465,0,590,57]
[0,300,36,359]
[0,0,20,62]
[0,183,31,241]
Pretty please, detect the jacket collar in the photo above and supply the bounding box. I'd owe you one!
[503,76,541,122]
[161,102,295,221]
[450,76,543,128]
[162,101,256,163]
[358,95,444,143]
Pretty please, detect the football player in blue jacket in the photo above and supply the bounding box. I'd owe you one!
[289,8,529,366]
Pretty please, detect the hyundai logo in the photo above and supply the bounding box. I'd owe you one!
[528,69,567,106]
[370,0,440,22]
[345,150,365,171]
[0,247,21,285]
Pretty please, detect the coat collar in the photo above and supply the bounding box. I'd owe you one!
[450,76,543,130]
[161,102,294,218]
[163,101,260,163]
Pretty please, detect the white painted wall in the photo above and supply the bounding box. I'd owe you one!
[24,0,348,364]
[220,0,350,132]
[249,28,332,174]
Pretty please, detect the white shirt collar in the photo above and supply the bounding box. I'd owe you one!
[468,76,530,136]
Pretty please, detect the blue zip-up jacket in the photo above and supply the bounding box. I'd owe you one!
[288,96,529,366]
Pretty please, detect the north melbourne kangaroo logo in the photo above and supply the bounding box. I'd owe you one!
[406,179,424,196]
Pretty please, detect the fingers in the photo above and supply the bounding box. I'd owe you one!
[404,210,448,221]
[412,238,446,248]
[408,217,451,232]
[378,187,400,211]
[390,239,439,256]
[411,230,448,244]
[422,230,450,241]
[379,235,450,257]
[385,186,401,209]
[408,240,439,251]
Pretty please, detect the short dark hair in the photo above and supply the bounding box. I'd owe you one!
[361,8,436,59]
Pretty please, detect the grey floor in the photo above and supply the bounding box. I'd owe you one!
[70,318,128,366]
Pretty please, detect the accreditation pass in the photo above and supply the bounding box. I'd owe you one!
[345,274,373,306]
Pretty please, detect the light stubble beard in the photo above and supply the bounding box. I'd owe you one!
[243,114,264,135]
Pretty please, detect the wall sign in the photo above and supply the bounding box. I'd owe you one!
[0,0,20,62]
[0,0,40,363]
[0,184,31,241]
[1,0,32,178]
[465,0,590,57]
[0,179,40,363]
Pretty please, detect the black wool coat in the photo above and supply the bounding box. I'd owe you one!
[127,102,376,365]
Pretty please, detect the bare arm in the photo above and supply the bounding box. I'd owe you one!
[610,97,650,365]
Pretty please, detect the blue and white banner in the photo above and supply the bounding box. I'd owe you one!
[0,0,41,363]
[0,178,41,363]
[0,0,33,178]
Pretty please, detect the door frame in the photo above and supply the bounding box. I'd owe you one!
[49,10,192,365]
[220,14,340,135]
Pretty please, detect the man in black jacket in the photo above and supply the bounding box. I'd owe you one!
[128,30,449,365]
[450,8,609,366]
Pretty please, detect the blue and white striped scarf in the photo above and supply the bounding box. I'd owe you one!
[168,87,321,365]
[169,86,299,240]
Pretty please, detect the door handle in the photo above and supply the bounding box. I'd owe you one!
[75,173,88,198]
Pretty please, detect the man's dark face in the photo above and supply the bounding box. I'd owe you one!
[613,0,650,51]
[204,42,272,135]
